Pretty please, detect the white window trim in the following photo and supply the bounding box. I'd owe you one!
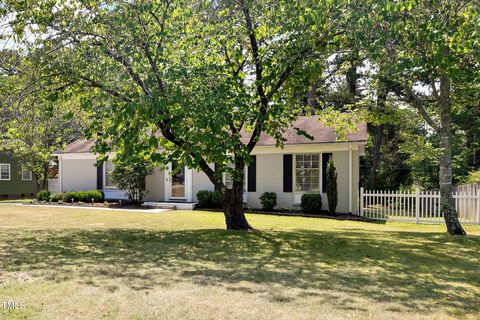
[293,154,321,193]
[222,166,248,192]
[0,163,11,181]
[103,160,117,190]
[21,167,32,181]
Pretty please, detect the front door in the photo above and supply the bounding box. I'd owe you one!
[169,161,186,199]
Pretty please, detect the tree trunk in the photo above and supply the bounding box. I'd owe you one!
[41,163,49,190]
[369,124,384,189]
[222,159,252,231]
[368,77,388,189]
[438,76,466,235]
[222,182,251,230]
[307,82,318,109]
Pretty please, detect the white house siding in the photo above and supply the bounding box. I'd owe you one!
[330,150,359,213]
[192,167,215,202]
[145,167,166,202]
[352,149,360,213]
[56,144,361,213]
[61,158,97,191]
[246,150,360,213]
[246,153,292,210]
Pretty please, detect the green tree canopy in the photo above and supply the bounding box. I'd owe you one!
[3,0,347,229]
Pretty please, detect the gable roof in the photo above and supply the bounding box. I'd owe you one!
[55,116,367,154]
[241,116,367,146]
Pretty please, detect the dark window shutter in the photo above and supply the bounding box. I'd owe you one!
[283,154,293,192]
[322,153,332,192]
[247,156,256,192]
[96,163,103,190]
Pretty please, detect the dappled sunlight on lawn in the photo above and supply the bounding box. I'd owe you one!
[0,205,479,319]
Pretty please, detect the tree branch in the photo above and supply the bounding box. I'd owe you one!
[103,47,151,96]
[239,0,270,152]
[390,82,440,132]
[79,76,133,103]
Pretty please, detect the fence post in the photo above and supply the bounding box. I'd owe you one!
[477,190,480,224]
[415,187,420,224]
[360,187,364,217]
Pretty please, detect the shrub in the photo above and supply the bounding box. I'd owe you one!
[36,190,51,202]
[210,190,222,208]
[62,190,104,203]
[196,190,211,208]
[464,170,480,184]
[50,193,64,202]
[110,157,154,203]
[79,190,104,202]
[195,190,223,208]
[326,158,338,216]
[259,192,277,211]
[62,191,79,202]
[301,193,322,214]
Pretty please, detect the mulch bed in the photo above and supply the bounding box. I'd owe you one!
[22,202,375,221]
[197,207,375,222]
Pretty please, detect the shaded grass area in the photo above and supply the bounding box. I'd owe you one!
[0,205,479,319]
[0,199,33,203]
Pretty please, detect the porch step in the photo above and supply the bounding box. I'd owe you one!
[143,202,196,210]
[144,203,177,210]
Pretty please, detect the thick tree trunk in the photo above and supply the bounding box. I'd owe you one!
[222,181,252,230]
[438,76,466,235]
[221,158,252,230]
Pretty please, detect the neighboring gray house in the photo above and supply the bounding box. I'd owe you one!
[0,151,37,199]
[51,116,367,213]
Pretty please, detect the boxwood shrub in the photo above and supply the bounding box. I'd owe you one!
[210,191,222,208]
[62,190,104,203]
[259,192,277,211]
[196,190,222,208]
[50,193,64,202]
[36,190,51,202]
[196,190,211,208]
[301,193,322,214]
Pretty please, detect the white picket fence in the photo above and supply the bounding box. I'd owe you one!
[359,187,480,224]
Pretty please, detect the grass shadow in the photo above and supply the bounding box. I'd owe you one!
[1,227,479,315]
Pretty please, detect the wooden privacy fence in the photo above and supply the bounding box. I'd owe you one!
[456,183,480,194]
[359,187,480,224]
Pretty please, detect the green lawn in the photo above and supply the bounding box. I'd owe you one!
[0,199,33,203]
[0,205,479,320]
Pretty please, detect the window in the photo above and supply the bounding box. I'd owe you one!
[21,167,32,181]
[104,160,115,188]
[223,168,247,191]
[295,154,320,192]
[322,153,332,192]
[0,164,10,181]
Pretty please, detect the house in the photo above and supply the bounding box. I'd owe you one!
[51,116,367,213]
[0,152,37,199]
